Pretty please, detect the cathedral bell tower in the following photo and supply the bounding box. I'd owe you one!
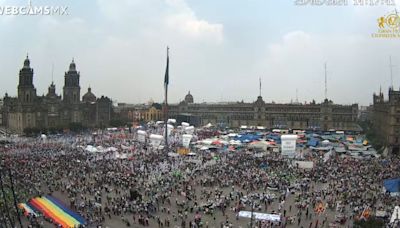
[17,55,37,103]
[63,59,81,104]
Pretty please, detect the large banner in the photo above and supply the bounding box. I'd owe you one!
[149,134,163,148]
[238,211,280,222]
[137,130,147,143]
[182,134,193,148]
[281,135,297,157]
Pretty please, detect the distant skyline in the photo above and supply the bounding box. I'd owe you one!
[1,0,400,106]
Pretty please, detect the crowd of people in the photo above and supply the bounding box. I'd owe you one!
[0,128,399,227]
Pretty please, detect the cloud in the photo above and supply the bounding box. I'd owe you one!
[97,0,223,43]
[259,30,400,105]
[165,0,223,43]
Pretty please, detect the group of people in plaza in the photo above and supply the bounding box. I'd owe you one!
[0,126,399,227]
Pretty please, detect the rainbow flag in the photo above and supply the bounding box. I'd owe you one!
[24,196,86,228]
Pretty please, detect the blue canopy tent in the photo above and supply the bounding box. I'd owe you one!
[234,134,261,143]
[384,178,400,193]
[266,134,281,144]
[307,138,319,147]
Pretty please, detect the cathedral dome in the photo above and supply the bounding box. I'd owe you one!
[184,91,194,104]
[82,87,96,103]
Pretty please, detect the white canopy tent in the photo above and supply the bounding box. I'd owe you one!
[149,134,163,147]
[185,126,195,134]
[167,119,176,124]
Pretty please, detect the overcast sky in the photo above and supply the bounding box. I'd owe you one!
[0,0,399,106]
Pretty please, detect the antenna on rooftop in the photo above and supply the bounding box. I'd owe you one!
[296,88,298,103]
[324,62,328,100]
[259,77,262,97]
[51,63,54,84]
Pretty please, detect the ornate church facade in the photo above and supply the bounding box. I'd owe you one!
[1,56,113,133]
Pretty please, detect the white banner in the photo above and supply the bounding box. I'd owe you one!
[238,211,281,222]
[137,130,147,143]
[182,134,193,148]
[281,135,297,157]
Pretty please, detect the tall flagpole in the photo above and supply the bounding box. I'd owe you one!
[164,47,169,151]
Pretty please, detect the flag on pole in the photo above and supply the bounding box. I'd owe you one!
[164,47,169,87]
[164,47,169,149]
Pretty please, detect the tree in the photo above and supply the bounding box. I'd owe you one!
[358,120,384,153]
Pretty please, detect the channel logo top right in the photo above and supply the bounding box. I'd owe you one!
[372,10,400,38]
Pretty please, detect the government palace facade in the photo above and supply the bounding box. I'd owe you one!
[168,92,359,131]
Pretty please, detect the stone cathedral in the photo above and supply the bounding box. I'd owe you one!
[1,56,113,133]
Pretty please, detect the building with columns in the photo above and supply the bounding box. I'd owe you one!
[1,56,113,133]
[169,92,359,131]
